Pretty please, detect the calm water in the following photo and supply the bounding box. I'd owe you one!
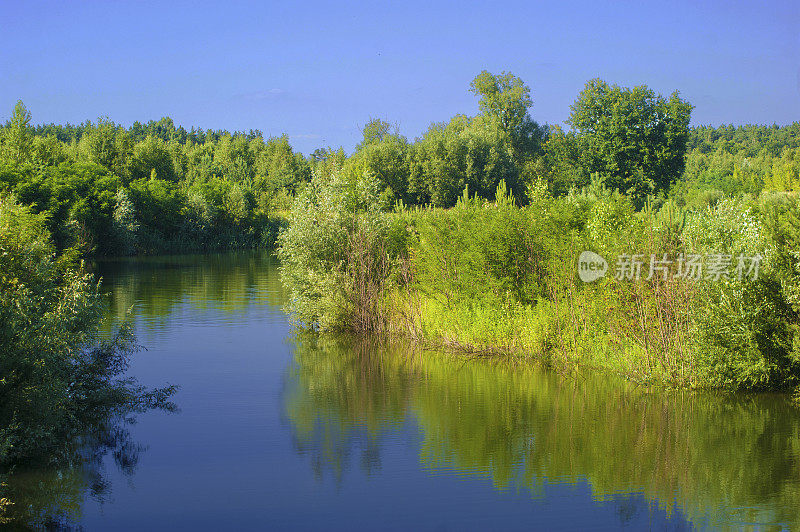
[5,251,800,530]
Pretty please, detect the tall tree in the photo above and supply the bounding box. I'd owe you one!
[568,79,693,203]
[352,119,410,202]
[469,71,544,162]
[80,117,132,178]
[130,136,178,182]
[1,101,33,165]
[356,118,394,150]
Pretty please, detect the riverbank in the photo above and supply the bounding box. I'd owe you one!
[278,170,800,392]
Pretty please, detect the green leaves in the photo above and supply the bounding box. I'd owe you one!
[470,70,545,164]
[567,79,693,206]
[407,115,520,206]
[278,169,405,331]
[0,101,33,165]
[0,195,177,466]
[130,135,177,183]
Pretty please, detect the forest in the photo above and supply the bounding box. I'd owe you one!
[2,69,800,460]
[1,72,798,261]
[2,73,799,260]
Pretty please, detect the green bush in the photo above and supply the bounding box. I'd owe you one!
[679,198,800,389]
[278,169,409,331]
[0,194,176,463]
[412,181,566,306]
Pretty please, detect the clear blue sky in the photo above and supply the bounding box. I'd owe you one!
[2,0,798,154]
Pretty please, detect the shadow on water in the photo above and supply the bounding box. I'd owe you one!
[283,333,800,530]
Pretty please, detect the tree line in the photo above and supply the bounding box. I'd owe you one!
[0,104,310,255]
[1,71,798,260]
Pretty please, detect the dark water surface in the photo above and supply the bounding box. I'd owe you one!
[6,252,800,530]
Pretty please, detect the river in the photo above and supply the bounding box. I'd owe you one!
[4,251,800,530]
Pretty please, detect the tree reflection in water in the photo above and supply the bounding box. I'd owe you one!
[283,334,800,530]
[0,333,178,530]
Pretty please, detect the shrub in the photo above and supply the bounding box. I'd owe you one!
[683,198,800,388]
[278,169,408,331]
[0,194,176,463]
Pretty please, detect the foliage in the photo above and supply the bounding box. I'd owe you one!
[7,71,800,390]
[0,72,712,258]
[407,115,520,206]
[0,101,33,165]
[567,79,693,205]
[12,161,120,254]
[279,174,800,390]
[469,70,545,163]
[0,105,309,257]
[413,181,556,306]
[278,169,408,332]
[0,194,176,465]
[127,176,187,245]
[130,135,178,182]
[672,123,800,205]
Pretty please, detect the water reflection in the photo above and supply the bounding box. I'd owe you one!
[283,335,800,530]
[5,252,799,529]
[0,398,174,529]
[284,334,416,482]
[5,433,130,526]
[97,251,286,335]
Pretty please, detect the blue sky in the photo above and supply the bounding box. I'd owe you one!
[1,0,798,153]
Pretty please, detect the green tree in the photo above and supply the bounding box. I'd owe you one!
[112,188,139,255]
[278,168,406,331]
[79,118,132,178]
[214,134,255,183]
[12,161,120,254]
[766,147,800,191]
[127,176,187,245]
[130,135,177,182]
[568,79,693,204]
[1,101,33,165]
[539,125,587,195]
[254,134,309,192]
[0,193,176,483]
[350,119,411,202]
[469,71,544,162]
[408,115,519,206]
[31,134,71,168]
[356,118,393,150]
